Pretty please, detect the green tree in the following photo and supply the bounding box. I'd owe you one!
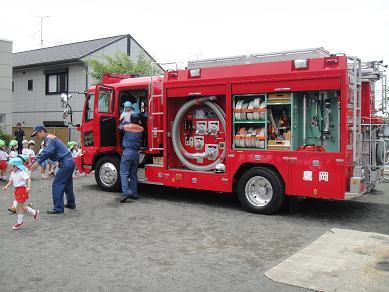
[84,52,161,84]
[0,131,12,146]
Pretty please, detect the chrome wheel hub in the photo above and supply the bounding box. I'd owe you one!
[245,176,273,207]
[99,162,118,187]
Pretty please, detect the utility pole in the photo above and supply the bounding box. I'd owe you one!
[30,15,50,47]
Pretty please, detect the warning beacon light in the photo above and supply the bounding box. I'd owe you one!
[293,59,308,69]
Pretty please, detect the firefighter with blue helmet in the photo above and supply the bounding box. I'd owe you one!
[119,114,144,203]
[29,125,76,214]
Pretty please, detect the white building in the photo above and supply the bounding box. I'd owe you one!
[0,39,12,134]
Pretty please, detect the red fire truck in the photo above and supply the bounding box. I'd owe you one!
[61,48,388,214]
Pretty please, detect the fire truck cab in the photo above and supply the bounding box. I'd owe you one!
[68,48,388,214]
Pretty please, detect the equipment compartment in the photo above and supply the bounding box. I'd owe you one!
[293,90,340,152]
[232,93,293,150]
[232,90,340,152]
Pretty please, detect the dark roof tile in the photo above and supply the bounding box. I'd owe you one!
[13,35,126,68]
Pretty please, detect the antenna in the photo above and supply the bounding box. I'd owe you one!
[30,15,50,47]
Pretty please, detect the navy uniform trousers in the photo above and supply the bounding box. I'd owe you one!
[120,148,139,198]
[52,155,76,212]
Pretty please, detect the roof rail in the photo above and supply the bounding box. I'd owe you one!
[187,47,330,69]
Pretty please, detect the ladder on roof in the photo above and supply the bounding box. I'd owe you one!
[148,62,177,152]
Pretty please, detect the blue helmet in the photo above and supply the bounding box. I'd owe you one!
[131,103,140,114]
[17,154,29,162]
[8,157,28,172]
[124,101,132,108]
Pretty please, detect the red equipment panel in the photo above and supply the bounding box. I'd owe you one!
[179,104,226,168]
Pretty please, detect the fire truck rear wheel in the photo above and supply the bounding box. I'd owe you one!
[95,156,121,192]
[237,167,284,214]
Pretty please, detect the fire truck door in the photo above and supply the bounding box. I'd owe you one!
[95,85,116,148]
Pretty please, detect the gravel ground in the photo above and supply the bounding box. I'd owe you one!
[0,171,389,292]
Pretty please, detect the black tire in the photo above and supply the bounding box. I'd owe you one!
[236,167,285,214]
[95,155,121,192]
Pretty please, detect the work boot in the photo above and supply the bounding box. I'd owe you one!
[47,210,63,214]
[120,194,131,203]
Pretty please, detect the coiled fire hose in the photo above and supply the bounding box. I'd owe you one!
[172,96,226,171]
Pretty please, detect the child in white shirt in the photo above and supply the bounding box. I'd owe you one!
[68,142,84,178]
[7,154,33,213]
[21,139,29,155]
[22,140,36,164]
[28,140,36,164]
[120,101,133,124]
[0,139,8,181]
[3,157,39,230]
[39,141,51,179]
[9,140,18,158]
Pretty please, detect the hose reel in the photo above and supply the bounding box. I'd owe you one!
[171,96,226,171]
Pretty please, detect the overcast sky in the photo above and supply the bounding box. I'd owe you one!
[1,0,388,65]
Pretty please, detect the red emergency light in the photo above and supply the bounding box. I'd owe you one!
[101,73,139,84]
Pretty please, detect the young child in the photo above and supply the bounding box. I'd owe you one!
[28,140,36,164]
[120,101,133,124]
[73,144,84,176]
[21,139,29,156]
[8,154,32,213]
[68,141,83,178]
[9,140,18,158]
[39,141,49,179]
[49,161,57,177]
[0,139,8,181]
[3,157,39,230]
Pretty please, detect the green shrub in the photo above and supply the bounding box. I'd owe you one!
[0,131,12,146]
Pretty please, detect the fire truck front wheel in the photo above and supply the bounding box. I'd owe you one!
[237,167,284,214]
[95,156,121,192]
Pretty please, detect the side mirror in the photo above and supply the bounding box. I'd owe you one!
[60,93,72,108]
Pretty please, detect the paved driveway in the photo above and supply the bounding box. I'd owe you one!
[1,172,389,291]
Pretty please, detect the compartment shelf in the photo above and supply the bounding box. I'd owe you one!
[267,102,292,105]
[233,120,266,124]
[232,92,293,150]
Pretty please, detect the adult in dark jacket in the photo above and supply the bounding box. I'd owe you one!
[120,114,144,203]
[14,123,25,154]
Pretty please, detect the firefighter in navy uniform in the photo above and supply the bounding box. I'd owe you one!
[29,125,76,214]
[119,114,144,203]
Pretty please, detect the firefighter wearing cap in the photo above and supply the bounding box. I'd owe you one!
[119,114,144,203]
[29,125,76,214]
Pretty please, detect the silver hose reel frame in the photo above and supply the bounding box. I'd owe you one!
[171,96,226,171]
